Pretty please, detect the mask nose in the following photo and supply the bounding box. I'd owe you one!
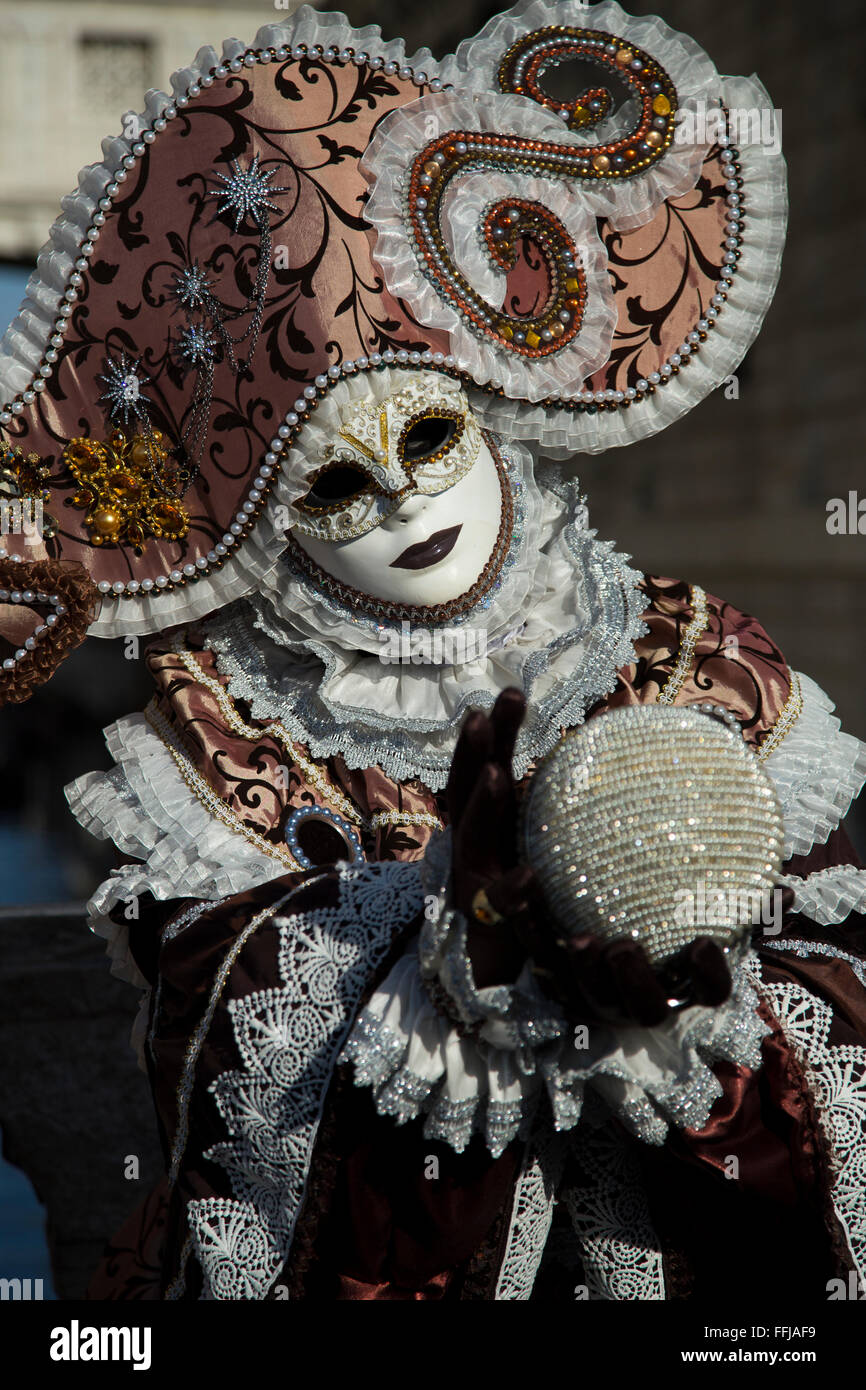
[381,491,428,528]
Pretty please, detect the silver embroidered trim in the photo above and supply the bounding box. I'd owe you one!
[763,936,866,990]
[162,899,220,945]
[342,1005,538,1157]
[149,898,223,1072]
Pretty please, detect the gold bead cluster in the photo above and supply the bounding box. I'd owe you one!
[63,430,190,550]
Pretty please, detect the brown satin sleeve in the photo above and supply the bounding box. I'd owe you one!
[146,633,293,840]
[144,629,445,865]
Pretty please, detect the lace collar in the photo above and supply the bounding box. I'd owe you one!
[202,450,648,790]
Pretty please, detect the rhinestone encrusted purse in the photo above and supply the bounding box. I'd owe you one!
[520,704,785,967]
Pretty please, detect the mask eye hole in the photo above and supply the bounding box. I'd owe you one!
[400,413,460,464]
[300,462,371,511]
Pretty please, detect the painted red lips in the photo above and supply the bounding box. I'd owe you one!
[389,524,463,570]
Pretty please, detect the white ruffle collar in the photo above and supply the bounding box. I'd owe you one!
[202,454,649,790]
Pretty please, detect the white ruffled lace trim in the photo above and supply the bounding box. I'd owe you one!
[65,711,289,910]
[253,433,554,661]
[467,72,788,456]
[764,671,866,859]
[436,0,718,231]
[779,865,866,928]
[65,709,291,1058]
[205,473,649,791]
[342,944,770,1158]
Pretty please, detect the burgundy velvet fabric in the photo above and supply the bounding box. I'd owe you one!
[299,1083,520,1301]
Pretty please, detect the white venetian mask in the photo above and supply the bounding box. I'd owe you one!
[288,371,506,611]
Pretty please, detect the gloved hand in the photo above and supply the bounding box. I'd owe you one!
[447,687,737,1026]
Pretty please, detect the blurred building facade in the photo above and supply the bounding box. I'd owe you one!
[0,0,301,259]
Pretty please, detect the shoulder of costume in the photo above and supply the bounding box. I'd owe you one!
[603,575,866,874]
[605,574,791,746]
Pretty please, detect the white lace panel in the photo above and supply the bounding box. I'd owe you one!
[563,1116,666,1301]
[185,861,424,1299]
[495,1127,566,1300]
[747,954,866,1282]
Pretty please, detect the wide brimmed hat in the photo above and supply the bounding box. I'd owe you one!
[0,0,786,669]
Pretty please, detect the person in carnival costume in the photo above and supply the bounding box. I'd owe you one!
[1,2,864,1300]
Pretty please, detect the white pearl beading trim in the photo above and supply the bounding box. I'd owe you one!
[87,357,459,605]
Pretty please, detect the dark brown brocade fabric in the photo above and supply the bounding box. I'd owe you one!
[86,577,865,1299]
[0,557,98,705]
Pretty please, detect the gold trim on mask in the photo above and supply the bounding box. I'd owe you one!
[293,379,481,543]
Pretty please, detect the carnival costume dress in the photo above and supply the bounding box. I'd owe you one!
[1,2,865,1300]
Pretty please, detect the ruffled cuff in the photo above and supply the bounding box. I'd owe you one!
[416,849,566,1056]
[342,940,771,1158]
[345,830,770,1155]
[764,672,866,858]
[65,709,293,914]
[66,707,297,1073]
[343,952,543,1157]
